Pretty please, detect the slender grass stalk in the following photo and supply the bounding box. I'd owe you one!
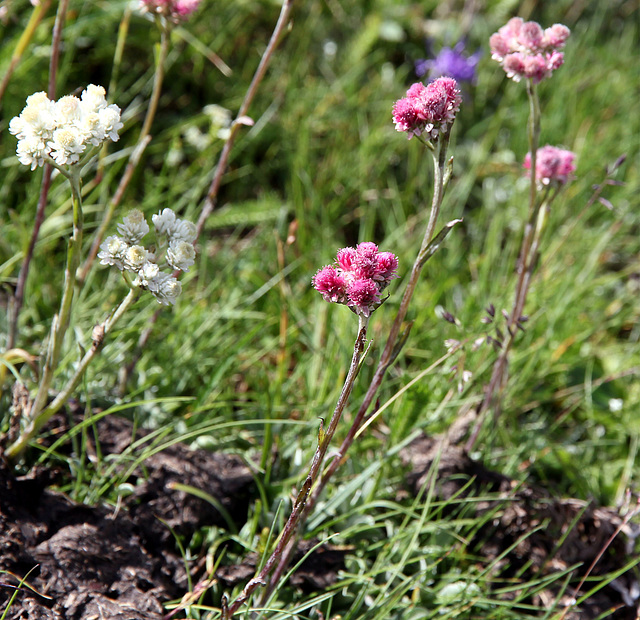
[465,78,542,452]
[5,285,139,461]
[78,20,170,284]
[5,164,84,460]
[222,314,369,619]
[195,0,294,237]
[7,0,69,349]
[0,0,51,104]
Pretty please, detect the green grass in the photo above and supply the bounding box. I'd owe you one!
[1,0,639,617]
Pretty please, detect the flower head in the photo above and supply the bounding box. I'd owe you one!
[9,85,122,170]
[313,242,398,317]
[392,77,462,141]
[98,235,129,270]
[152,207,197,242]
[166,239,196,271]
[523,145,576,186]
[100,209,196,306]
[139,0,202,22]
[117,209,150,244]
[490,18,570,83]
[415,41,481,84]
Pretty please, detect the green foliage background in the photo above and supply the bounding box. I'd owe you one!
[1,0,638,616]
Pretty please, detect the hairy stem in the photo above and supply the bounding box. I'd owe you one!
[5,288,138,459]
[223,315,369,618]
[6,166,84,460]
[466,79,541,452]
[195,0,294,238]
[257,133,455,606]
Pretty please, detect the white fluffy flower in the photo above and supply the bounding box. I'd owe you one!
[54,95,83,126]
[9,92,56,140]
[166,239,196,271]
[48,127,86,165]
[152,208,197,243]
[170,219,197,243]
[98,105,123,142]
[98,235,129,270]
[10,85,122,170]
[124,245,153,271]
[151,273,183,305]
[117,209,150,244]
[16,135,48,170]
[133,261,161,289]
[100,210,194,307]
[80,84,108,113]
[152,208,177,235]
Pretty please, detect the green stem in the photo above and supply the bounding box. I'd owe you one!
[258,132,455,607]
[5,288,138,460]
[309,135,450,500]
[465,79,542,451]
[223,314,369,618]
[6,167,84,460]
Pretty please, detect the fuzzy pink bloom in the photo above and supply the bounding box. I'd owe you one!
[503,53,526,81]
[523,54,549,82]
[352,242,379,278]
[375,252,399,282]
[489,33,510,59]
[313,266,347,303]
[392,98,422,136]
[518,21,544,50]
[523,145,576,186]
[336,247,358,271]
[347,279,381,317]
[313,243,399,316]
[544,24,571,49]
[393,76,461,141]
[490,18,570,83]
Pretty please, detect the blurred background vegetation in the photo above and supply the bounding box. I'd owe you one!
[0,0,638,615]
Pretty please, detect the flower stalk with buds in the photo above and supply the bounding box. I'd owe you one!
[6,86,123,459]
[466,20,574,450]
[5,206,196,460]
[224,77,463,617]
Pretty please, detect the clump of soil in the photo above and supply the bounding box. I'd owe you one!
[0,414,346,619]
[401,432,640,620]
[0,414,255,619]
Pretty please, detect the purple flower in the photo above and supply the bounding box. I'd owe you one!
[415,41,481,85]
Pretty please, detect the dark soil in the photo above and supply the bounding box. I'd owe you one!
[0,414,346,619]
[1,413,638,619]
[0,414,256,619]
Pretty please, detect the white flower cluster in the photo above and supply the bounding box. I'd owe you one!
[9,85,123,170]
[98,208,196,306]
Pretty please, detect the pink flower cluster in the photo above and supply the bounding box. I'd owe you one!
[392,77,462,141]
[490,18,570,83]
[140,0,201,21]
[524,145,576,186]
[313,243,399,317]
